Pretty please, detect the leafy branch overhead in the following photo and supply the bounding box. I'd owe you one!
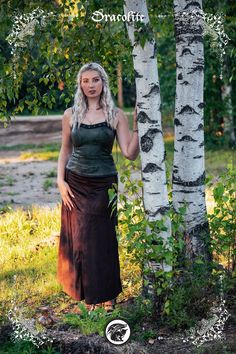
[133,21,154,49]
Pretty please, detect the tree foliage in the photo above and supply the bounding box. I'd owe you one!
[0,0,235,148]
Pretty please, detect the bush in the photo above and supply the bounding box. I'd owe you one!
[208,168,236,273]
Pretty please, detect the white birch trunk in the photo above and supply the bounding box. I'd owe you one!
[172,1,211,261]
[124,0,171,299]
[221,83,236,144]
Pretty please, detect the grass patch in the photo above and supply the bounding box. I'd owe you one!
[205,148,234,176]
[0,143,60,152]
[0,205,61,319]
[0,341,59,354]
[0,203,142,326]
[43,179,54,191]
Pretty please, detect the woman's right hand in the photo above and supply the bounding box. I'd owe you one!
[57,180,75,211]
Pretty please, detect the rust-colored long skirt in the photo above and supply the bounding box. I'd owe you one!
[57,168,123,304]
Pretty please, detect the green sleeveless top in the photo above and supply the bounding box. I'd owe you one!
[66,120,118,177]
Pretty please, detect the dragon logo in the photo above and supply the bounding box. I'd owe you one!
[105,319,131,345]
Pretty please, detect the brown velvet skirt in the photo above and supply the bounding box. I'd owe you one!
[57,168,123,304]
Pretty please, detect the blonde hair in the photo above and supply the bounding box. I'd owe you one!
[72,62,118,129]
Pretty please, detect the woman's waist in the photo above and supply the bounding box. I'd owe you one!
[65,167,118,183]
[71,149,113,160]
[66,156,117,177]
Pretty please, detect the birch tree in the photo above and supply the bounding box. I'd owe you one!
[124,0,171,300]
[172,1,211,262]
[221,82,236,145]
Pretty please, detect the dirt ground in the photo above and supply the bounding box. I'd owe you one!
[0,149,215,212]
[0,148,144,210]
[0,149,61,209]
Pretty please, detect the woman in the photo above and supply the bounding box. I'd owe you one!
[57,62,139,313]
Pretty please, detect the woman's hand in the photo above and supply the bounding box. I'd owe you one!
[57,180,75,211]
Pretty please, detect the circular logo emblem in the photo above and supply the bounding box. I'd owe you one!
[105,319,131,345]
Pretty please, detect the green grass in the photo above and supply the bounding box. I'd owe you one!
[43,179,54,191]
[0,203,142,325]
[0,341,59,354]
[0,200,144,349]
[0,143,61,152]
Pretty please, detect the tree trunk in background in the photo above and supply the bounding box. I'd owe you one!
[221,83,236,145]
[117,62,124,108]
[172,0,211,263]
[124,0,171,303]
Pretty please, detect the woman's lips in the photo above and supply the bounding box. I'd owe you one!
[89,90,96,93]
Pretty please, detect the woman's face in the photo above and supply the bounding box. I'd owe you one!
[80,70,103,99]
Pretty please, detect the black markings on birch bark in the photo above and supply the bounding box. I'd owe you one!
[193,123,203,131]
[194,59,204,65]
[193,155,203,159]
[180,81,190,85]
[174,118,183,126]
[173,172,205,186]
[137,111,158,124]
[187,65,204,74]
[177,135,197,142]
[176,62,183,69]
[143,163,163,173]
[178,105,198,115]
[141,137,152,152]
[180,48,194,56]
[177,201,193,204]
[137,102,145,109]
[175,26,203,37]
[146,206,170,217]
[188,35,203,44]
[198,102,205,109]
[174,190,195,193]
[183,1,202,10]
[178,73,183,80]
[176,36,186,44]
[199,141,204,147]
[142,177,150,182]
[141,128,163,153]
[134,70,143,78]
[161,150,166,163]
[143,84,160,98]
[149,42,157,59]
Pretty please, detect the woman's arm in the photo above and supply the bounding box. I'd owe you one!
[115,107,139,161]
[57,108,75,210]
[57,108,73,183]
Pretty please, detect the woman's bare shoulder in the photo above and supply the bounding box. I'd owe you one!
[116,107,127,117]
[114,108,128,127]
[63,107,73,128]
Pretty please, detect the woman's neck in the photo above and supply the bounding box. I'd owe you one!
[87,97,101,110]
